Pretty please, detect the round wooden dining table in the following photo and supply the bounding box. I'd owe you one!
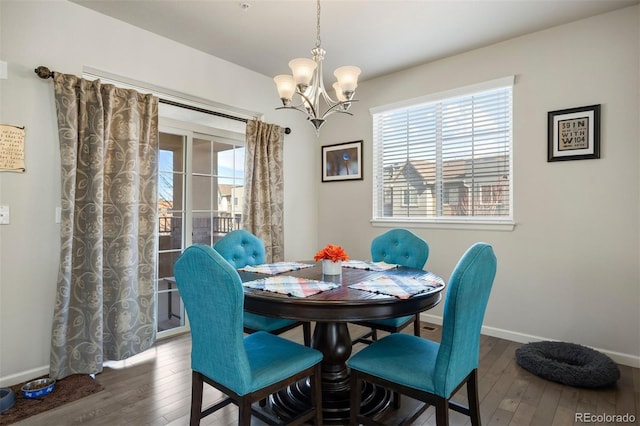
[239,262,445,424]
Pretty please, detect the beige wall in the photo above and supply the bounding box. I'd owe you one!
[317,6,640,366]
[0,0,318,385]
[0,0,638,386]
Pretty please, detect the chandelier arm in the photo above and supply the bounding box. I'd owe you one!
[275,90,315,111]
[277,98,358,117]
[275,105,316,116]
[320,89,339,106]
[276,101,307,110]
[317,67,340,107]
[316,56,337,106]
[297,90,320,119]
[322,109,354,119]
[319,101,357,119]
[276,91,321,117]
[310,48,324,118]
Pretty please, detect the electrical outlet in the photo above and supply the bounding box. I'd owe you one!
[0,205,10,224]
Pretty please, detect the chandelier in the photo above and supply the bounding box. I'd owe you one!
[273,0,361,134]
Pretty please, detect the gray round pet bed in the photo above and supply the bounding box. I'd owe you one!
[515,341,620,388]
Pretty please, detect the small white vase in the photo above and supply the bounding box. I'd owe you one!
[322,259,342,276]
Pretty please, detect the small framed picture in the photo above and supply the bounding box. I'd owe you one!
[548,104,601,162]
[322,140,363,182]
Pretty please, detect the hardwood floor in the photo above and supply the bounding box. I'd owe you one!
[13,323,639,426]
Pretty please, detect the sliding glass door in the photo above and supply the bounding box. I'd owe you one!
[156,122,245,337]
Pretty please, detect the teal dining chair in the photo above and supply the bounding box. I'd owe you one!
[174,244,323,426]
[351,228,430,345]
[347,242,497,426]
[214,229,311,346]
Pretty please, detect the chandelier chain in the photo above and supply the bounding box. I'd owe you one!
[315,0,321,48]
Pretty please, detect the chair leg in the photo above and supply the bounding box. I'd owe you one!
[312,363,323,425]
[467,369,481,426]
[190,371,204,426]
[371,328,378,341]
[238,398,252,426]
[413,314,421,336]
[435,397,450,426]
[303,322,312,346]
[393,391,401,409]
[349,373,362,426]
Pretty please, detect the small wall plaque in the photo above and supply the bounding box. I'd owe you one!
[0,124,25,172]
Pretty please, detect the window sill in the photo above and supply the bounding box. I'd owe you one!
[371,218,516,232]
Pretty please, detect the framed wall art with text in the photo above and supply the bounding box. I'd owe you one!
[548,104,600,162]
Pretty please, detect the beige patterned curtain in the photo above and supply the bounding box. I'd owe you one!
[49,73,159,380]
[242,120,284,262]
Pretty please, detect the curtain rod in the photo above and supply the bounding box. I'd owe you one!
[34,66,291,134]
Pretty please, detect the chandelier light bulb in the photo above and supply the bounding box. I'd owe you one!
[332,82,347,102]
[274,75,296,105]
[289,58,317,88]
[334,66,361,93]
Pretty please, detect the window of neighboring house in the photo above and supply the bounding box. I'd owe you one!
[402,188,418,207]
[371,76,514,228]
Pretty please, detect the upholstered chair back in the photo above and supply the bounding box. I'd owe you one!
[434,242,497,398]
[174,244,254,395]
[213,229,265,269]
[370,228,429,269]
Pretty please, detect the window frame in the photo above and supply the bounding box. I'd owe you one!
[370,76,515,231]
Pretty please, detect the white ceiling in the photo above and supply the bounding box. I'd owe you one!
[72,0,638,82]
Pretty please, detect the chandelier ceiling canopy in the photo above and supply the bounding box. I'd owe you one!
[273,0,361,135]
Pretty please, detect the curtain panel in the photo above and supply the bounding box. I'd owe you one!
[50,73,159,379]
[242,120,284,262]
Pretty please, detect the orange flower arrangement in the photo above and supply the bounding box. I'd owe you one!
[314,244,349,263]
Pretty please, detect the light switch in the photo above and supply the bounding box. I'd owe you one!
[55,207,62,224]
[0,61,7,80]
[0,205,9,224]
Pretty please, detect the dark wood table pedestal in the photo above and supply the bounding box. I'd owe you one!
[269,322,391,424]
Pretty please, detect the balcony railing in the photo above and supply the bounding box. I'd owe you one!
[159,214,241,241]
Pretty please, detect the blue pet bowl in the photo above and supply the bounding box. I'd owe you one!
[21,378,55,399]
[0,387,16,413]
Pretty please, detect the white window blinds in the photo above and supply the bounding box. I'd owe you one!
[372,77,513,223]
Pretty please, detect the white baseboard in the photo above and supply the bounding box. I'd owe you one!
[0,365,49,388]
[419,313,640,368]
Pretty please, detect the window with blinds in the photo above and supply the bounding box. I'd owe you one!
[372,78,513,223]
